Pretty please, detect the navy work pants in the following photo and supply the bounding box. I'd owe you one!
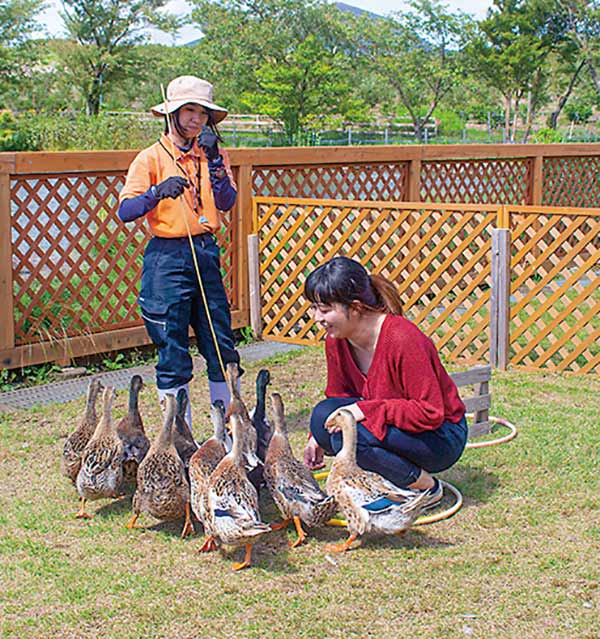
[138,233,240,389]
[310,397,468,487]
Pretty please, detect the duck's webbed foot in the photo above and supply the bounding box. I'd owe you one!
[269,517,291,531]
[232,544,253,571]
[289,516,307,548]
[180,504,194,538]
[325,533,358,553]
[75,499,92,519]
[198,536,218,553]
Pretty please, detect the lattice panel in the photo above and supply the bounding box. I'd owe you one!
[422,159,532,204]
[252,163,409,201]
[11,174,235,346]
[508,208,600,374]
[255,198,496,364]
[542,157,600,207]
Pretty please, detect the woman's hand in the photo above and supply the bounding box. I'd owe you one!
[303,435,325,470]
[153,175,189,200]
[324,403,365,432]
[198,125,220,161]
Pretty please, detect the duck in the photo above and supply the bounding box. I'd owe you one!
[61,377,103,484]
[205,412,271,571]
[75,386,124,518]
[172,388,199,477]
[225,363,260,472]
[248,369,272,489]
[188,400,227,553]
[127,394,193,538]
[324,409,427,552]
[116,375,149,486]
[264,392,337,547]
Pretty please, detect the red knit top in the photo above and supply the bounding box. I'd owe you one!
[324,314,466,440]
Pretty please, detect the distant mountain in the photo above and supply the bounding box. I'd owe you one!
[183,2,383,45]
[335,2,383,19]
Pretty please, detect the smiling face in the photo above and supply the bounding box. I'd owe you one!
[310,302,355,339]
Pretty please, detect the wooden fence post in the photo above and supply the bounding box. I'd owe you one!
[235,164,253,326]
[490,227,511,370]
[0,166,15,357]
[407,157,422,202]
[247,233,262,340]
[531,154,544,205]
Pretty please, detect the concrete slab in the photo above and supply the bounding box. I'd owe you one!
[0,341,304,411]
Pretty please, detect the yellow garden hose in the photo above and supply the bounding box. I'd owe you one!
[465,415,518,449]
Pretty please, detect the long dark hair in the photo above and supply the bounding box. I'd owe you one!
[304,256,402,315]
[164,107,224,143]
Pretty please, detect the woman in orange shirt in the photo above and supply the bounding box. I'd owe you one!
[118,75,241,430]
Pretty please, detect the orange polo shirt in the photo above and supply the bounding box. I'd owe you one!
[119,134,236,238]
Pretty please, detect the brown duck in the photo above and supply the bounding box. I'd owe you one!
[188,400,227,552]
[116,375,149,485]
[127,394,193,538]
[264,392,337,547]
[205,412,271,571]
[75,386,124,518]
[172,388,198,477]
[61,378,103,484]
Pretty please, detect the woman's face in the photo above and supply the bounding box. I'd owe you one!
[177,103,209,138]
[310,302,353,339]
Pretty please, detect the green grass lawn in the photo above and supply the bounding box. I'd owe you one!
[1,347,599,639]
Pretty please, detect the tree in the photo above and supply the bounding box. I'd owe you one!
[190,0,369,140]
[0,0,46,106]
[59,0,181,115]
[552,0,600,95]
[366,0,471,142]
[466,0,558,142]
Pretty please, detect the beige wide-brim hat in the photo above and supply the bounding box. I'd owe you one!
[151,75,228,123]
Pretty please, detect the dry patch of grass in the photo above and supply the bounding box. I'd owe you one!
[1,347,599,639]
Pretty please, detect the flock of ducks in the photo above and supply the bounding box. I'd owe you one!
[61,366,429,571]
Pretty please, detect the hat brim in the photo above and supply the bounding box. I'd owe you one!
[151,98,228,123]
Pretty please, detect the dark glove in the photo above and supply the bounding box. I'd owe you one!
[198,125,220,161]
[153,175,188,200]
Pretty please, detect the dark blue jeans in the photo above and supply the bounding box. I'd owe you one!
[310,397,468,488]
[138,233,240,389]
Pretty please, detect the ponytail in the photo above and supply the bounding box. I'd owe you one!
[369,274,402,316]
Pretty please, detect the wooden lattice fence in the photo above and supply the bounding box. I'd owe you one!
[1,143,599,370]
[506,206,600,373]
[252,197,600,375]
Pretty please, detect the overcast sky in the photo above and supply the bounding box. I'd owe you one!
[41,0,494,45]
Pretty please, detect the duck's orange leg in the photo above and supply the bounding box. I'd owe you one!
[325,533,358,553]
[289,516,307,548]
[125,513,140,529]
[269,517,291,531]
[75,498,92,519]
[232,544,253,571]
[180,503,194,538]
[198,536,217,553]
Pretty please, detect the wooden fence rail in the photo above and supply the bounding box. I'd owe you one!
[1,143,599,371]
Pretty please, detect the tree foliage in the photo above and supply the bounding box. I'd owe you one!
[1,0,599,148]
[59,0,181,114]
[0,0,45,107]
[366,0,472,141]
[190,0,369,139]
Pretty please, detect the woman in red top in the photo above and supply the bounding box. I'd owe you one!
[303,256,467,507]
